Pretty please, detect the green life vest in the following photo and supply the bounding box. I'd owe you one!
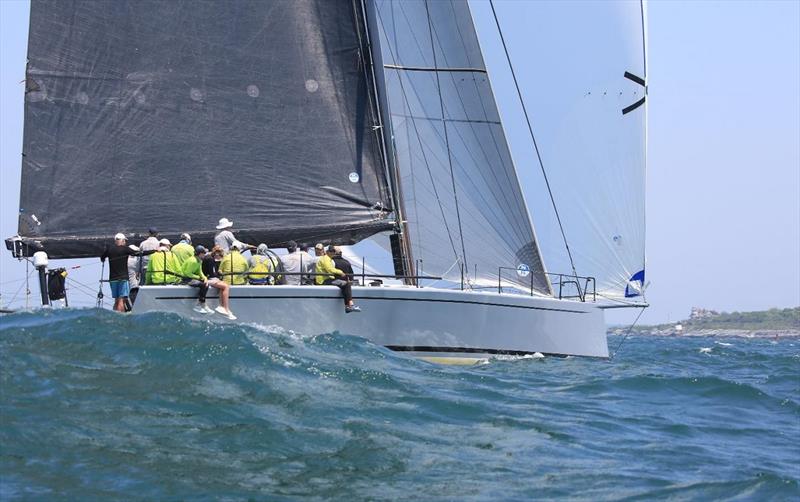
[146,251,182,285]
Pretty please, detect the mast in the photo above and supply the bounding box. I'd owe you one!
[359,0,415,283]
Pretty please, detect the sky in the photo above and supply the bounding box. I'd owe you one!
[1,0,798,323]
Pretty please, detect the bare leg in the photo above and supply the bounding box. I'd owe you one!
[114,298,125,312]
[219,282,230,310]
[210,281,230,310]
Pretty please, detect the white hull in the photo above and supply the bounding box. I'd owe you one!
[132,285,609,358]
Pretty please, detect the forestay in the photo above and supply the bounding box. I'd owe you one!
[11,0,392,258]
[373,0,551,295]
[494,1,648,302]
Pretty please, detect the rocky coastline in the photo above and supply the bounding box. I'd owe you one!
[609,306,800,338]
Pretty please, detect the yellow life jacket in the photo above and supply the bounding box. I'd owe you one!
[219,250,248,285]
[146,251,183,285]
[248,255,274,284]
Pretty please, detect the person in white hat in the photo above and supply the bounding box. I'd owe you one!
[214,217,253,255]
[101,232,156,312]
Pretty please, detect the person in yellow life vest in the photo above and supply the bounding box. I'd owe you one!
[219,242,249,285]
[248,244,281,285]
[171,233,194,266]
[146,239,183,285]
[315,244,360,313]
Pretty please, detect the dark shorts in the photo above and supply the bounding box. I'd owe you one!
[109,280,130,299]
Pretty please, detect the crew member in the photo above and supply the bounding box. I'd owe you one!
[133,227,161,290]
[281,241,311,285]
[214,218,254,254]
[219,242,249,285]
[181,245,212,314]
[171,233,194,266]
[101,233,156,312]
[315,245,360,313]
[146,239,183,285]
[202,246,235,319]
[332,246,355,281]
[248,244,279,285]
[138,227,160,270]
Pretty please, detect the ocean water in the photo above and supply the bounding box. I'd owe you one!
[1,309,798,501]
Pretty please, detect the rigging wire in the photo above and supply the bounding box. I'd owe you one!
[376,5,460,263]
[610,306,646,359]
[4,268,35,309]
[25,258,30,310]
[384,2,517,254]
[424,0,469,274]
[96,261,105,309]
[444,0,532,236]
[380,1,546,291]
[488,0,579,280]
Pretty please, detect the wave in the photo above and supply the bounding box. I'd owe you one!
[1,309,798,500]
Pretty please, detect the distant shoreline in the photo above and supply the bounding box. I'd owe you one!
[609,307,800,338]
[610,328,800,338]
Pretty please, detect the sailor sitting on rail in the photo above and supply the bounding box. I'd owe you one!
[331,246,355,282]
[315,245,360,313]
[202,246,236,320]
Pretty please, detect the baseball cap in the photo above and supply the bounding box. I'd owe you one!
[114,232,126,241]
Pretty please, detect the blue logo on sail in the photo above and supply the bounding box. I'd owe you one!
[625,269,645,298]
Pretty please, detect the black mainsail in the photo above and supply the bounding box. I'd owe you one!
[10,0,393,258]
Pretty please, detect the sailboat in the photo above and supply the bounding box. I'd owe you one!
[5,0,648,360]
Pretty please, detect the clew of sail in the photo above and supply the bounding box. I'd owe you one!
[373,0,551,295]
[10,0,393,258]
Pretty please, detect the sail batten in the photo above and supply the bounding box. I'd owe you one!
[13,0,393,258]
